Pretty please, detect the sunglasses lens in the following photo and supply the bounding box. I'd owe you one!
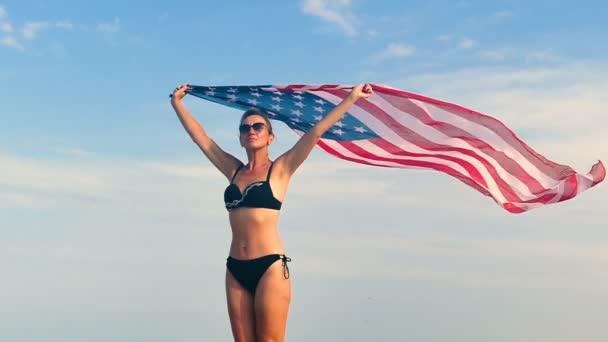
[239,124,250,134]
[252,123,265,131]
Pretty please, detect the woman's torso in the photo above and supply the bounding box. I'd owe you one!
[225,161,290,259]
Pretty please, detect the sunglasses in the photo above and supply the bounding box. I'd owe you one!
[239,122,267,134]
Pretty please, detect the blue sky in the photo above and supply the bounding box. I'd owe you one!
[1,1,607,341]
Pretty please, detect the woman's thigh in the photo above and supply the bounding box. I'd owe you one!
[254,261,292,341]
[225,270,256,342]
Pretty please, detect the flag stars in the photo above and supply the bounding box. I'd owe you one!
[247,98,258,105]
[314,106,324,113]
[227,94,237,102]
[273,91,283,96]
[291,109,303,117]
[294,101,305,108]
[251,92,262,97]
[227,88,238,93]
[314,99,326,105]
[205,90,215,96]
[331,128,345,135]
[354,126,367,133]
[334,121,345,128]
[271,104,282,111]
[314,115,323,121]
[271,96,282,102]
[292,94,303,100]
[291,118,302,123]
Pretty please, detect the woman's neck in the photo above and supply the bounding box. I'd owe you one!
[246,150,271,170]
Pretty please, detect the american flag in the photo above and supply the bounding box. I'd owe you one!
[186,84,605,213]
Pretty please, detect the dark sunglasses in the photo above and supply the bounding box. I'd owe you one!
[239,122,267,134]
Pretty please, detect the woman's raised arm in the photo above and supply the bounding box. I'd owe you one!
[171,84,242,180]
[275,84,373,176]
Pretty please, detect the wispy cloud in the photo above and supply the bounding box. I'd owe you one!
[55,20,73,30]
[300,0,356,36]
[526,48,561,63]
[0,35,23,50]
[22,21,50,39]
[97,17,120,33]
[480,47,511,61]
[0,5,21,51]
[494,10,513,18]
[366,28,378,38]
[22,20,73,39]
[436,34,452,42]
[371,42,415,62]
[1,22,12,33]
[458,37,476,49]
[437,34,477,49]
[479,47,562,64]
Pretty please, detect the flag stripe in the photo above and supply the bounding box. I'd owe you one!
[316,138,494,199]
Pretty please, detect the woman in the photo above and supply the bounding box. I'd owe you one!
[170,83,373,341]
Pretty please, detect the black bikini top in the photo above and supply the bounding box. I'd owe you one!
[224,162,283,211]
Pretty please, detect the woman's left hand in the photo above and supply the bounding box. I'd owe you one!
[348,84,373,102]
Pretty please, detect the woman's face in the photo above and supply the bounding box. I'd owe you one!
[239,114,273,150]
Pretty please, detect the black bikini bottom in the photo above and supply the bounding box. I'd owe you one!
[226,254,291,295]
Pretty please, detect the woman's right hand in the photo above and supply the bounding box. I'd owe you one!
[171,83,191,102]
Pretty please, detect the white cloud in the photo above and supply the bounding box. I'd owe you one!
[22,21,50,39]
[480,47,562,64]
[436,34,452,41]
[371,42,415,62]
[458,37,476,49]
[437,34,477,49]
[55,20,73,30]
[300,0,356,36]
[1,21,11,32]
[526,48,561,63]
[385,42,415,57]
[97,17,120,33]
[480,48,510,61]
[495,10,513,18]
[366,28,378,38]
[0,6,13,33]
[0,35,23,50]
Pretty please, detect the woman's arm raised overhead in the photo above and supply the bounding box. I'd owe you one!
[276,84,373,176]
[171,84,242,180]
